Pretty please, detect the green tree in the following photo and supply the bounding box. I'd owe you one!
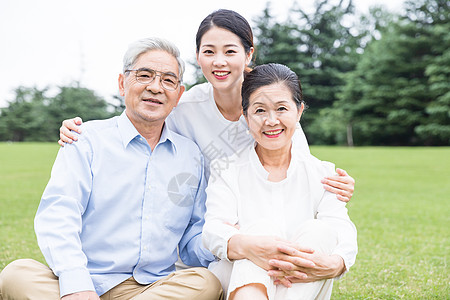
[412,0,450,145]
[0,83,119,142]
[338,0,450,145]
[0,87,48,141]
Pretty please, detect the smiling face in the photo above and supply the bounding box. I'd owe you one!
[245,82,303,152]
[118,50,185,129]
[196,26,253,92]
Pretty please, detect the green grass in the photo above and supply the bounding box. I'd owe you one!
[311,146,450,299]
[0,143,449,298]
[0,143,59,267]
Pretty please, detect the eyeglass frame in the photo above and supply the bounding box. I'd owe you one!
[124,67,181,91]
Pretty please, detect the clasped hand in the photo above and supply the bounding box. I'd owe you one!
[229,235,344,288]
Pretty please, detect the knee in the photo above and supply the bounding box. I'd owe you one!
[1,259,34,285]
[190,267,223,299]
[294,220,338,254]
[1,259,33,296]
[0,259,46,298]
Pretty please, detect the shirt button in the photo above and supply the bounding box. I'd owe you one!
[148,185,151,191]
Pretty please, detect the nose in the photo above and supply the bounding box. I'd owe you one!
[213,53,227,67]
[146,75,164,93]
[265,111,280,126]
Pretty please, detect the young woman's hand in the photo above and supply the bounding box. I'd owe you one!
[58,117,83,146]
[321,168,355,203]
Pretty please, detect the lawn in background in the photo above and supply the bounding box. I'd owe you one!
[311,146,449,299]
[0,143,449,298]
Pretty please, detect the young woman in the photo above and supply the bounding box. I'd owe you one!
[58,9,355,203]
[203,63,357,300]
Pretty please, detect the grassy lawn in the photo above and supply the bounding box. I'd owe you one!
[0,143,449,298]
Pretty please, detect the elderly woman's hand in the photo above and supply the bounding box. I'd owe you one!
[266,243,345,284]
[227,235,315,272]
[321,168,355,203]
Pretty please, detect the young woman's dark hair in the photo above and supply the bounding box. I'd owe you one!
[241,63,304,116]
[195,9,255,70]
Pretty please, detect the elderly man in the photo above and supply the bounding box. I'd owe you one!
[0,37,222,300]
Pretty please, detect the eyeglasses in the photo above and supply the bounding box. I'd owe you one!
[125,68,180,91]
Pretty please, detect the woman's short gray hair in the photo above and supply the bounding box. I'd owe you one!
[122,37,185,82]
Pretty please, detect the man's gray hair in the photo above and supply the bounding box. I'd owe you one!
[123,37,185,82]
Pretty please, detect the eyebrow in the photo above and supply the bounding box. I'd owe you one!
[251,100,290,106]
[200,43,240,49]
[136,67,178,78]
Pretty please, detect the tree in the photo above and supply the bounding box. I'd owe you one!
[0,83,119,142]
[0,87,48,141]
[338,0,450,145]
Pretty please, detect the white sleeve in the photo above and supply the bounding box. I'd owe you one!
[202,161,240,261]
[316,162,358,274]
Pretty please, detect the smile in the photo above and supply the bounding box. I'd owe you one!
[263,129,284,137]
[143,98,163,104]
[213,71,230,78]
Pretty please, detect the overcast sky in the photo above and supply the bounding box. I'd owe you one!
[0,0,404,108]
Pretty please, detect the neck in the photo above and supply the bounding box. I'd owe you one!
[255,142,292,182]
[127,112,163,150]
[213,85,243,122]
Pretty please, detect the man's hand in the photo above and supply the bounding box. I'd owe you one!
[321,168,355,203]
[61,291,100,300]
[267,243,345,284]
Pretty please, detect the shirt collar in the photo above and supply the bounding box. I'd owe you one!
[117,111,177,153]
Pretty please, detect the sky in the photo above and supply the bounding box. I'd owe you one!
[0,0,405,108]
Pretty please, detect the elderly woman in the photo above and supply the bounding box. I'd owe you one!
[202,63,358,300]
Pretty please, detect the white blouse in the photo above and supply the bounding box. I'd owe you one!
[202,144,358,271]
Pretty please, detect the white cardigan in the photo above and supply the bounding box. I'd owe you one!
[202,144,358,272]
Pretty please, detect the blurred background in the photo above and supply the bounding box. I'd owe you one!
[0,0,448,146]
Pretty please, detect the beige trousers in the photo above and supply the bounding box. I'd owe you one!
[0,259,223,300]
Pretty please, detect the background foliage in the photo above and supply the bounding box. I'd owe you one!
[0,0,448,145]
[0,84,123,142]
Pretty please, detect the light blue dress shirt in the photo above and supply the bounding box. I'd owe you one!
[35,111,214,297]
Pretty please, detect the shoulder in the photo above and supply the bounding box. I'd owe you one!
[81,116,119,134]
[73,116,119,144]
[210,145,252,177]
[178,82,213,105]
[169,128,202,156]
[293,150,336,178]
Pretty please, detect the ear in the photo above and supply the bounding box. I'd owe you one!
[118,73,125,96]
[173,85,185,108]
[297,103,305,122]
[196,51,201,66]
[245,47,255,66]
